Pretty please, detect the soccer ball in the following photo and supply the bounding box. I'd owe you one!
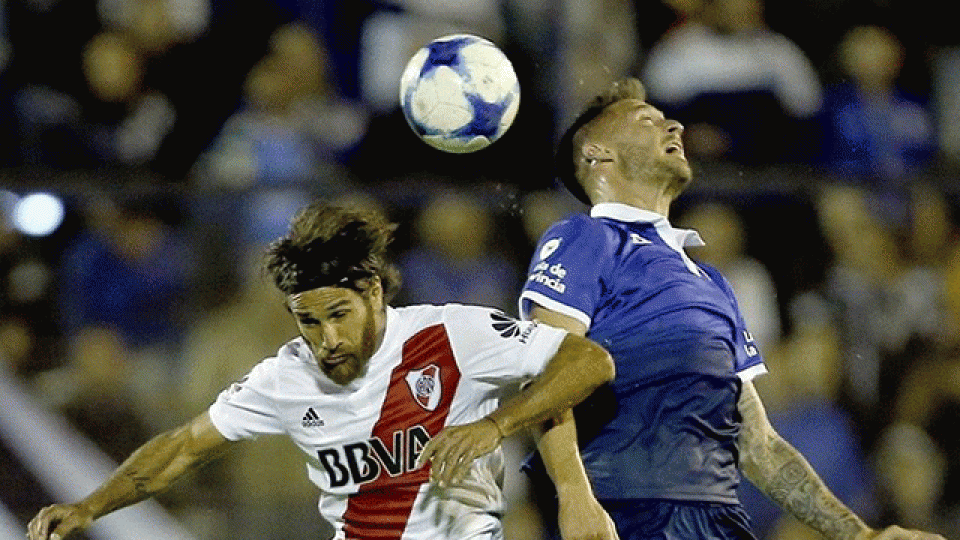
[399,34,520,153]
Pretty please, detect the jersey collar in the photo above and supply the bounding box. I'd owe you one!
[591,203,705,247]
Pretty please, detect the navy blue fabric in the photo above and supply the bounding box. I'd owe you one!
[602,499,758,540]
[520,209,765,505]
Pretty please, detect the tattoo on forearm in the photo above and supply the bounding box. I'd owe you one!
[763,443,863,540]
[739,386,865,540]
[125,470,152,496]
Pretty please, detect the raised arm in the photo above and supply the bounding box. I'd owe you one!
[737,381,945,540]
[28,411,231,540]
[529,307,619,540]
[418,310,614,492]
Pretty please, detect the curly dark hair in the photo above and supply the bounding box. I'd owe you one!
[555,78,647,204]
[264,203,401,301]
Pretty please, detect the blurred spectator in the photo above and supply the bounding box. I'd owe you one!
[739,291,877,540]
[58,191,191,429]
[822,25,935,188]
[642,0,823,164]
[14,29,176,169]
[680,201,782,350]
[397,190,520,311]
[874,422,955,536]
[192,21,365,262]
[97,0,210,56]
[6,0,293,178]
[884,352,960,537]
[81,30,177,165]
[178,246,321,540]
[196,21,367,189]
[31,326,153,464]
[817,185,950,449]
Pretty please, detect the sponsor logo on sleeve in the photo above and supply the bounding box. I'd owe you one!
[491,311,537,344]
[491,311,521,338]
[742,330,759,357]
[527,260,567,293]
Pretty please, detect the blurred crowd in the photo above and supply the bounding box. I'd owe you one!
[1,0,960,539]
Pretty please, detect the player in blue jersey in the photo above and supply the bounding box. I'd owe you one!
[519,78,945,540]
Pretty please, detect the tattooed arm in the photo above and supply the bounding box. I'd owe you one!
[738,381,945,540]
[28,412,231,540]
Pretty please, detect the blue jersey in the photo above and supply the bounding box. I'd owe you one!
[519,203,766,504]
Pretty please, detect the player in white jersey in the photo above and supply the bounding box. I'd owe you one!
[28,202,615,540]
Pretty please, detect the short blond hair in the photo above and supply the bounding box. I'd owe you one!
[555,78,647,204]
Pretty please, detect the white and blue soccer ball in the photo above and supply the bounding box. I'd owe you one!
[399,34,520,154]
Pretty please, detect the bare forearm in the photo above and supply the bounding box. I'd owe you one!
[489,334,614,438]
[743,435,866,540]
[83,422,226,518]
[738,383,867,540]
[536,409,593,495]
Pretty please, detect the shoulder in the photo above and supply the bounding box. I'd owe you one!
[388,303,502,338]
[698,263,736,294]
[545,212,601,234]
[537,214,611,251]
[243,337,315,390]
[275,337,312,366]
[437,303,503,326]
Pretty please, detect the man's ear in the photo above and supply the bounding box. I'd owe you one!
[362,275,383,302]
[582,143,615,164]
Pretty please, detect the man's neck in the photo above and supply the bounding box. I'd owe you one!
[593,189,673,217]
[589,171,681,217]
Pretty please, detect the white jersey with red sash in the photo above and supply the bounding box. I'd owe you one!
[208,303,568,540]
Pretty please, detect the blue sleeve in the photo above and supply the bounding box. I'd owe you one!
[701,265,766,377]
[518,215,608,327]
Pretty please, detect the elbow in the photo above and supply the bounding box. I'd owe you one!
[586,343,615,387]
[598,349,615,384]
[556,334,615,393]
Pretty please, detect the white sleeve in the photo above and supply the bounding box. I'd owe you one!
[207,356,286,441]
[442,304,568,385]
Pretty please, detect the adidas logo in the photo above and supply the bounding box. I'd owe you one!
[302,407,324,428]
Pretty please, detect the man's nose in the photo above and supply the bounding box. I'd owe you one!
[320,324,340,351]
[665,120,684,135]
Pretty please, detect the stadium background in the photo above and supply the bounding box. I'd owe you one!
[1,0,960,538]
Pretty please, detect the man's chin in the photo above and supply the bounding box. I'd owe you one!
[664,160,694,191]
[324,360,361,385]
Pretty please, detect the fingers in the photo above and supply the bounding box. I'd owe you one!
[422,430,477,486]
[28,506,56,540]
[28,506,64,540]
[417,419,502,487]
[27,505,87,540]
